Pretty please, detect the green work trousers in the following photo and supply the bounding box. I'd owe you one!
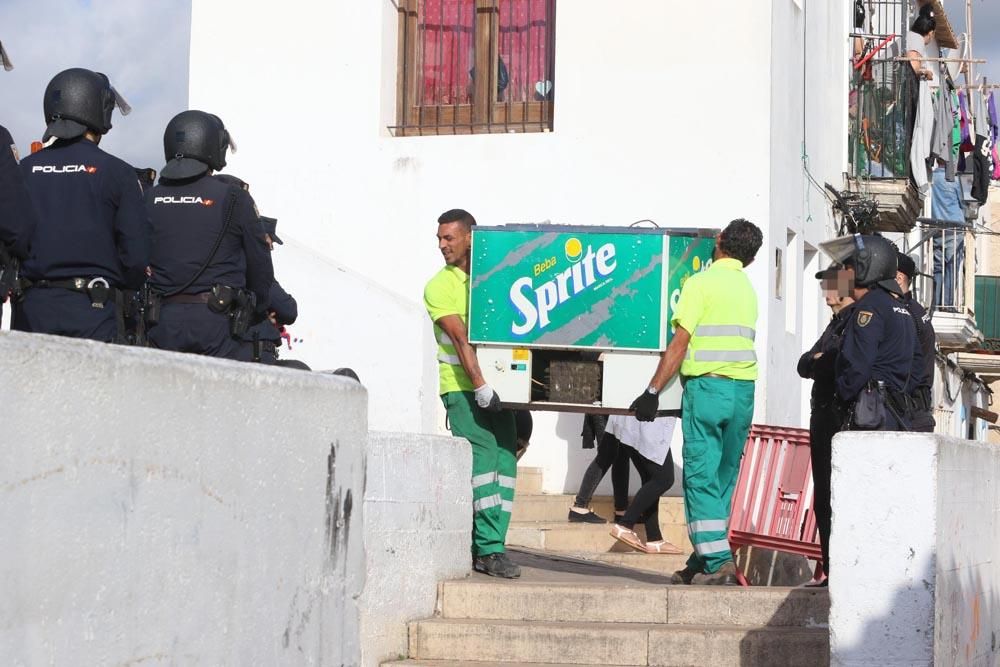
[681,376,755,574]
[442,391,518,557]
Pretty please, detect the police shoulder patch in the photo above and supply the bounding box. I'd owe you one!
[857,310,874,328]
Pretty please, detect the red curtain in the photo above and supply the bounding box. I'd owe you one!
[419,0,551,106]
[497,0,551,103]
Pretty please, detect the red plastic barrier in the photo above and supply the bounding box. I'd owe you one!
[727,424,822,586]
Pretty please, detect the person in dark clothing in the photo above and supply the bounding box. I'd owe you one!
[896,252,936,432]
[14,68,150,342]
[0,42,38,325]
[833,235,921,431]
[569,414,630,523]
[242,215,298,364]
[145,110,272,361]
[798,261,857,584]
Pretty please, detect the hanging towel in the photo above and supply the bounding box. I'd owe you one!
[989,92,1000,180]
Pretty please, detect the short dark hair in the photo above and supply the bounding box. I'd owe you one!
[437,208,477,228]
[718,218,763,266]
[911,14,936,37]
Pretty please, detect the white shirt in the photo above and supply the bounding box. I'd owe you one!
[605,414,677,466]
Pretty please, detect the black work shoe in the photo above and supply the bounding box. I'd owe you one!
[567,508,608,524]
[473,553,520,579]
[691,561,739,586]
[670,564,701,585]
[495,552,522,578]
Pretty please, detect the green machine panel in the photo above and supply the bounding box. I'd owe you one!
[469,225,715,351]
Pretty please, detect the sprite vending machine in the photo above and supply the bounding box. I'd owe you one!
[469,224,716,414]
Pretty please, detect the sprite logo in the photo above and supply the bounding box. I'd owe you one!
[510,239,617,335]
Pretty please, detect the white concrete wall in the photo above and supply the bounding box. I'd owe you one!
[188,0,846,493]
[829,431,1000,666]
[272,240,440,435]
[0,332,367,666]
[361,431,472,666]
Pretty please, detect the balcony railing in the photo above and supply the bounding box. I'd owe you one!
[910,222,982,349]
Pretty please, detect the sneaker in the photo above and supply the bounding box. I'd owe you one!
[691,560,739,586]
[473,553,521,579]
[567,508,607,524]
[670,563,701,585]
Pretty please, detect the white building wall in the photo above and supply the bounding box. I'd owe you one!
[189,0,847,491]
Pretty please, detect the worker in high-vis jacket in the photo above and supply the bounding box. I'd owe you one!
[631,218,763,586]
[423,208,520,579]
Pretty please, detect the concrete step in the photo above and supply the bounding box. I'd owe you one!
[557,550,689,576]
[408,618,829,666]
[515,467,543,495]
[439,579,829,627]
[506,521,692,554]
[513,493,686,524]
[385,662,599,667]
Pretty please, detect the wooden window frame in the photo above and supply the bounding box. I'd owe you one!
[393,0,555,136]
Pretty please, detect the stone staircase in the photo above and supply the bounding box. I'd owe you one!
[385,466,831,666]
[507,467,691,576]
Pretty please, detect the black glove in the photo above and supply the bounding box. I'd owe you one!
[630,390,659,422]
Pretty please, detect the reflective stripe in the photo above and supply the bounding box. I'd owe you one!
[693,538,732,556]
[472,472,496,488]
[438,331,453,345]
[695,325,755,340]
[438,352,461,365]
[473,494,502,512]
[689,519,728,534]
[497,475,516,489]
[693,350,757,363]
[501,500,514,513]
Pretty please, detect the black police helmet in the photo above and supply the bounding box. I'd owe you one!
[43,68,130,141]
[161,110,236,180]
[852,235,903,296]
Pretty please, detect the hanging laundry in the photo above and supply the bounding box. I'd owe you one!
[959,91,974,152]
[911,79,935,194]
[971,134,992,204]
[988,92,1000,180]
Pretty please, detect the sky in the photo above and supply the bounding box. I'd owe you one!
[0,0,996,172]
[0,0,192,170]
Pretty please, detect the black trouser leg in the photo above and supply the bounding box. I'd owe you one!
[611,444,631,512]
[810,408,838,576]
[620,448,676,542]
[573,432,622,508]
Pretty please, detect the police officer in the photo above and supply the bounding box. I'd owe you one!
[833,235,921,431]
[798,260,857,585]
[145,110,272,361]
[896,252,936,432]
[245,215,298,364]
[0,39,37,325]
[14,68,150,342]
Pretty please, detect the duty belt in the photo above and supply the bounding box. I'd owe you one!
[163,292,211,305]
[22,276,117,309]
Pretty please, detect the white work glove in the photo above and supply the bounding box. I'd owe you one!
[474,384,503,412]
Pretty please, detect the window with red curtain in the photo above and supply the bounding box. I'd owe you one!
[395,0,555,136]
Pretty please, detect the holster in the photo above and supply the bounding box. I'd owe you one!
[227,288,255,338]
[0,245,21,302]
[849,381,887,430]
[143,285,162,327]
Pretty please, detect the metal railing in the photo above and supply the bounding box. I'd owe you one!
[911,224,975,314]
[849,56,917,182]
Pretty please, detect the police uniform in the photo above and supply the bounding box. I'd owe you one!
[0,125,37,325]
[14,138,150,341]
[835,288,920,430]
[897,253,936,432]
[242,215,297,363]
[798,296,857,578]
[146,174,273,360]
